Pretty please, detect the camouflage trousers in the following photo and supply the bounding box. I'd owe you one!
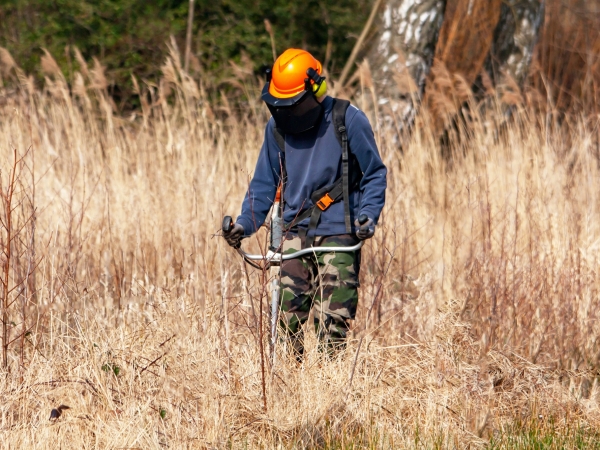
[279,233,361,352]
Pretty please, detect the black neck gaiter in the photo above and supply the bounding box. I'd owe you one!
[266,93,324,135]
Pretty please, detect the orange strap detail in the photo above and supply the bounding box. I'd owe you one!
[316,193,334,211]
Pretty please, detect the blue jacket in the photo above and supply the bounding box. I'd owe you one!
[237,96,387,237]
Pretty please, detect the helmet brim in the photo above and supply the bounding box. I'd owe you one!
[261,83,310,107]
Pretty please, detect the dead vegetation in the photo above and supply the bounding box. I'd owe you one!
[372,0,600,135]
[0,43,600,448]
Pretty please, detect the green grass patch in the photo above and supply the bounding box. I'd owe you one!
[488,419,600,449]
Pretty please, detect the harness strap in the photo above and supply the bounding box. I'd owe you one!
[275,99,358,247]
[287,177,346,246]
[273,127,287,189]
[273,127,286,154]
[340,126,351,233]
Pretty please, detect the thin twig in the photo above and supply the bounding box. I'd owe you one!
[184,0,195,72]
[337,0,383,89]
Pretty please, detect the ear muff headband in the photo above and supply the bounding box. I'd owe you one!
[306,67,327,98]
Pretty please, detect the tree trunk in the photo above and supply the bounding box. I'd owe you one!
[368,0,599,124]
[367,0,543,121]
[366,0,446,124]
[423,0,503,130]
[533,0,600,114]
[485,0,546,86]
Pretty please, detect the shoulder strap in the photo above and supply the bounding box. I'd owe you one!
[332,98,352,234]
[273,127,286,153]
[331,99,350,148]
[272,126,287,198]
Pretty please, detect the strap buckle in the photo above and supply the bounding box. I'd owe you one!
[316,193,334,211]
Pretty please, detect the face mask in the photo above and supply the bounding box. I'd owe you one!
[264,88,323,134]
[261,78,325,134]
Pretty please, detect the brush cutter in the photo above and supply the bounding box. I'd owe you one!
[222,206,368,363]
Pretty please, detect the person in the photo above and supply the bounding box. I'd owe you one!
[223,48,387,355]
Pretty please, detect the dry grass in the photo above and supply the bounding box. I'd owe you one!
[1,48,600,448]
[534,0,600,115]
[420,0,600,131]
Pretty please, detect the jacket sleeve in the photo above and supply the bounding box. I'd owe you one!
[236,120,282,236]
[346,107,387,224]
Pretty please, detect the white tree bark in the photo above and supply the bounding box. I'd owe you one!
[366,0,545,122]
[486,0,545,85]
[368,0,445,120]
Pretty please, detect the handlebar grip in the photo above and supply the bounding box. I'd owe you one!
[358,214,369,225]
[222,216,234,233]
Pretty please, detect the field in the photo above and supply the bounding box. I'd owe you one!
[1,53,600,448]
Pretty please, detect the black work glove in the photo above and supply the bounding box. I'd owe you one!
[223,223,244,248]
[355,217,375,240]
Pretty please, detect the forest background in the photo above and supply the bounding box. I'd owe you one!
[2,0,598,118]
[0,0,372,108]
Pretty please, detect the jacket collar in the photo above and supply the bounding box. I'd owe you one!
[321,95,334,113]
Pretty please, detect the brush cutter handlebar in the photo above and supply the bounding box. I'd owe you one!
[222,213,367,365]
[222,215,365,269]
[222,216,234,234]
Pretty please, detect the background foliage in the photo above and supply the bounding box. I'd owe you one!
[0,0,373,105]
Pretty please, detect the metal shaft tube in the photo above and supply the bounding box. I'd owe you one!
[238,241,363,263]
[270,278,280,364]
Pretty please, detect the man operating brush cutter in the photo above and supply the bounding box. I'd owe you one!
[223,48,387,357]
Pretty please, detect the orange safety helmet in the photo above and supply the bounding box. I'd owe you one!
[262,48,327,134]
[268,49,323,99]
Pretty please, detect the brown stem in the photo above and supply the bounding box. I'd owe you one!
[264,19,277,62]
[258,266,267,412]
[2,148,19,369]
[337,0,383,89]
[184,0,195,72]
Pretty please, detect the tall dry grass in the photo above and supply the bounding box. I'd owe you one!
[1,47,600,448]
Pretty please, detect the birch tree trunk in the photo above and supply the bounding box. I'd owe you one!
[486,0,546,85]
[367,0,446,123]
[366,0,545,124]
